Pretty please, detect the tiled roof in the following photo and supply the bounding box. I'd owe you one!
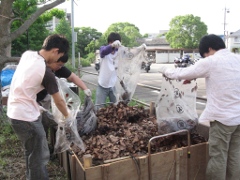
[229,29,240,37]
[137,37,169,46]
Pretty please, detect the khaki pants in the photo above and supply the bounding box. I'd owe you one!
[206,121,240,180]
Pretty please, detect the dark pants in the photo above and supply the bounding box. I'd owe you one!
[9,118,50,180]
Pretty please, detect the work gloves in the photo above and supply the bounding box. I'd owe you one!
[111,40,121,48]
[84,89,92,97]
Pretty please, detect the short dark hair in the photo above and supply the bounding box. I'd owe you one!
[42,34,69,54]
[57,54,68,63]
[107,32,121,43]
[199,34,226,58]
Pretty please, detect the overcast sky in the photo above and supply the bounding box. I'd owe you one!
[57,0,239,35]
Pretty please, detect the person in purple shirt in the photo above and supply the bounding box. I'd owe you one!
[95,32,121,110]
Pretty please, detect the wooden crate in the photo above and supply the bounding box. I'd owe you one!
[57,123,210,180]
[57,150,73,180]
[68,142,208,180]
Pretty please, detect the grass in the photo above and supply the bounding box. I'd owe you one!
[0,107,68,180]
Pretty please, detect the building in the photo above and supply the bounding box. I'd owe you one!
[139,35,199,64]
[45,9,71,32]
[227,29,240,54]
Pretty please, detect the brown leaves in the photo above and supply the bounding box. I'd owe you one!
[71,102,206,166]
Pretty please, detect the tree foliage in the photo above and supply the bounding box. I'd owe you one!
[75,27,102,58]
[0,0,66,68]
[11,0,66,56]
[166,14,207,49]
[103,22,143,47]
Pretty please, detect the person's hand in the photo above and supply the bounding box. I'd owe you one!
[39,106,47,113]
[84,89,92,96]
[140,43,147,50]
[64,114,73,126]
[158,66,168,74]
[111,40,121,48]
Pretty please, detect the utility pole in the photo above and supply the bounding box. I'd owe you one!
[223,7,230,46]
[71,0,75,68]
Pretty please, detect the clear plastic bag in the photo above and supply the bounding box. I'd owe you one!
[76,96,97,136]
[51,78,85,153]
[115,45,147,103]
[155,76,198,135]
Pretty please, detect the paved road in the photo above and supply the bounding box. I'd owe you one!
[80,63,207,118]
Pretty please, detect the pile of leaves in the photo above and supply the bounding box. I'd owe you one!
[72,102,206,166]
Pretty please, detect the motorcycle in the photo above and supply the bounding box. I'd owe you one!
[141,61,152,73]
[95,58,100,73]
[174,55,194,68]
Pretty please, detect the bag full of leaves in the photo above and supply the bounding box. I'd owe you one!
[76,96,97,136]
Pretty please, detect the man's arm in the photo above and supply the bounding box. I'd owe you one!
[51,92,68,117]
[67,72,88,90]
[100,45,113,58]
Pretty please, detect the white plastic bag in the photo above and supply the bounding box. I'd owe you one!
[51,78,85,153]
[155,76,198,135]
[115,45,147,103]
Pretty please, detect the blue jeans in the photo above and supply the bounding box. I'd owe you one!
[9,118,50,180]
[95,84,116,111]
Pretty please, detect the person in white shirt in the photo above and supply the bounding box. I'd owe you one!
[159,34,240,180]
[37,54,92,143]
[95,32,122,110]
[7,34,70,180]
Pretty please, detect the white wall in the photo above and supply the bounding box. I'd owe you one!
[155,51,199,64]
[156,51,180,63]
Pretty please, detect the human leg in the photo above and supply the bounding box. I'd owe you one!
[109,87,117,104]
[226,125,240,180]
[206,121,234,180]
[95,84,109,111]
[9,118,50,180]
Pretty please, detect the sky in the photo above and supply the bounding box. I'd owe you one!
[56,0,240,35]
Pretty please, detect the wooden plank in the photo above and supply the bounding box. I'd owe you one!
[71,142,209,180]
[58,153,63,167]
[176,148,188,180]
[69,154,75,180]
[138,156,149,180]
[103,158,141,180]
[188,142,209,180]
[61,151,69,174]
[73,153,86,180]
[150,149,176,180]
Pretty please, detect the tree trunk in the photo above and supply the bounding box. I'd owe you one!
[0,0,66,109]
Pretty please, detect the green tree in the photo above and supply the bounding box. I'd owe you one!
[0,0,66,69]
[54,18,72,41]
[75,27,102,58]
[54,18,72,56]
[166,14,208,49]
[11,1,66,56]
[103,22,143,47]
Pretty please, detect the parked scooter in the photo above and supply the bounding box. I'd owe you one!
[174,54,194,68]
[141,61,152,73]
